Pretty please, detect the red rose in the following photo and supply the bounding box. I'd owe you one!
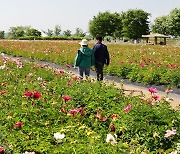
[33,91,41,99]
[110,124,115,132]
[0,146,4,154]
[59,70,65,74]
[14,122,23,129]
[0,90,6,95]
[25,91,33,97]
[153,95,159,101]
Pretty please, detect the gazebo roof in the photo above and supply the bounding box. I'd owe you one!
[142,33,170,38]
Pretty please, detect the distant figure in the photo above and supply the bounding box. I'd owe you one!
[93,36,110,81]
[74,39,95,79]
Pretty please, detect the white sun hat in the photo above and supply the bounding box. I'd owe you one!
[79,39,88,45]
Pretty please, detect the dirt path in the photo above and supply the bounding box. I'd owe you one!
[2,53,180,110]
[109,81,180,110]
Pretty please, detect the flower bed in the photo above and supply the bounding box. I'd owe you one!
[0,56,179,153]
[0,40,179,87]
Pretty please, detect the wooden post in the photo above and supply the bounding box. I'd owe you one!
[146,37,149,43]
[164,38,166,45]
[154,37,157,45]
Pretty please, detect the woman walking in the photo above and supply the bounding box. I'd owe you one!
[74,39,95,79]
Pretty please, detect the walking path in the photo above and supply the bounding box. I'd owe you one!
[2,53,180,110]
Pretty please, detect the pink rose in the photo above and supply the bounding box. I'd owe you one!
[67,82,72,86]
[62,95,72,101]
[66,64,71,68]
[68,107,83,117]
[124,105,132,113]
[148,87,157,93]
[164,128,176,138]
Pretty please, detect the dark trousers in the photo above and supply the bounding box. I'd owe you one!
[95,63,104,81]
[78,67,90,79]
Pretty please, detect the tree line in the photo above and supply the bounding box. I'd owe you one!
[0,26,86,39]
[0,8,179,40]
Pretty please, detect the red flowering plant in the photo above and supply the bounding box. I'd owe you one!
[24,91,41,99]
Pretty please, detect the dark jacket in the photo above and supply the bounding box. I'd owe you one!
[74,47,95,68]
[93,42,110,65]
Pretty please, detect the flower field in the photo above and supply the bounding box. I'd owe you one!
[0,56,180,153]
[0,40,179,88]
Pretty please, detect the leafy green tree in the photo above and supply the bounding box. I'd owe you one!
[54,25,61,36]
[63,29,71,36]
[152,16,170,35]
[168,8,180,37]
[8,26,25,39]
[89,11,122,38]
[74,28,86,37]
[113,13,123,39]
[42,29,53,36]
[152,8,180,37]
[25,27,41,37]
[122,9,150,39]
[0,31,5,39]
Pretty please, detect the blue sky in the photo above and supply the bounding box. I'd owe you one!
[0,0,179,33]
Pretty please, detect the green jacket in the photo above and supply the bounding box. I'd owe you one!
[74,47,95,68]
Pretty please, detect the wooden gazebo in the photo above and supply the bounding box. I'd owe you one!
[142,33,170,45]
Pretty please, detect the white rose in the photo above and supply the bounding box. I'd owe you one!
[105,134,117,145]
[54,132,65,142]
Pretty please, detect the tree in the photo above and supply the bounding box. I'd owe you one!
[113,13,123,38]
[89,11,122,38]
[8,26,25,39]
[152,8,180,37]
[122,9,150,40]
[168,8,180,37]
[0,31,5,39]
[54,25,61,36]
[25,27,41,37]
[42,29,53,36]
[74,28,86,37]
[63,29,71,36]
[152,16,170,35]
